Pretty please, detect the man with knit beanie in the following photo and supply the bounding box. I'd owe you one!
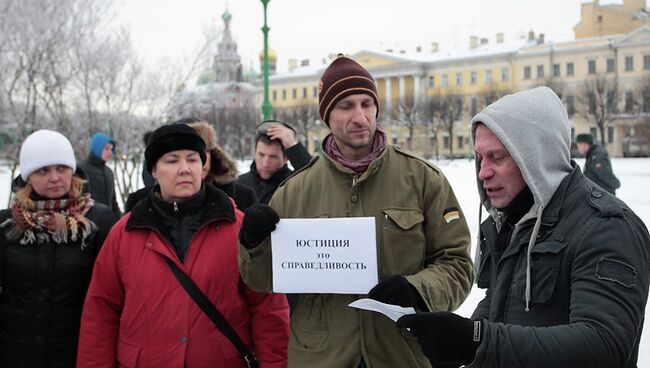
[78,132,121,217]
[238,54,473,368]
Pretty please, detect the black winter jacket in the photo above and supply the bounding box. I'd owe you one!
[471,165,649,368]
[0,199,116,367]
[583,143,620,195]
[237,142,311,204]
[78,153,122,217]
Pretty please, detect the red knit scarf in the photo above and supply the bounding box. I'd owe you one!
[324,126,387,173]
[10,194,96,247]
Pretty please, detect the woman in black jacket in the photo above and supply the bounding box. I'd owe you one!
[0,129,116,368]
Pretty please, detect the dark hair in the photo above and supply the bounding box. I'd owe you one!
[255,133,286,155]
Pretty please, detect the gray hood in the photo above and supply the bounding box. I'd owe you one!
[471,86,573,224]
[470,86,573,310]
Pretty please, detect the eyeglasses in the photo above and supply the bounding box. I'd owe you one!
[256,120,296,135]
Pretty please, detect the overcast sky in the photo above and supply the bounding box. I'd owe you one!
[117,0,621,73]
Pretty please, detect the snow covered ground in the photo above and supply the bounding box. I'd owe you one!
[1,157,648,364]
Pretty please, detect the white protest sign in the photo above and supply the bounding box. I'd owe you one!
[271,217,378,294]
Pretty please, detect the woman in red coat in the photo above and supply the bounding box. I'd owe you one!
[77,123,289,368]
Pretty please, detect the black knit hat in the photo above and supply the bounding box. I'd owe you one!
[318,54,380,126]
[145,124,207,173]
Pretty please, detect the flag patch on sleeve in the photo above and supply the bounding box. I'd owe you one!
[443,208,460,223]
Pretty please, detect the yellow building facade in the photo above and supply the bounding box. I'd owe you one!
[259,1,650,157]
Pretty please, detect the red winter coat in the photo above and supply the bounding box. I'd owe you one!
[77,185,289,367]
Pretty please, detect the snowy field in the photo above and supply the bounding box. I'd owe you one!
[0,157,648,364]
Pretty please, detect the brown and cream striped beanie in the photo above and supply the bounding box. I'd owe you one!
[318,54,380,126]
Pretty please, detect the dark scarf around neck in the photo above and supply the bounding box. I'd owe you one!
[324,126,387,173]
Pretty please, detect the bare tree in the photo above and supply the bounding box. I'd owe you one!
[578,75,620,145]
[434,89,465,159]
[537,77,566,100]
[420,94,443,160]
[398,94,421,150]
[293,100,318,146]
[636,75,650,114]
[479,84,512,109]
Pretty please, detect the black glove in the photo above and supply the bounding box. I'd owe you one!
[367,275,427,310]
[239,203,280,249]
[396,312,482,365]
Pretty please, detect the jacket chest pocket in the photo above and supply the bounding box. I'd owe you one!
[512,241,567,304]
[380,208,425,276]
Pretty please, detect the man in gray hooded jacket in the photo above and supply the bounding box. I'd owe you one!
[397,86,650,368]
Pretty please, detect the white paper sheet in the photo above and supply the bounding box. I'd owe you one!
[348,298,416,322]
[271,217,377,294]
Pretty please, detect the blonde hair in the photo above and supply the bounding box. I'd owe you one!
[15,176,86,208]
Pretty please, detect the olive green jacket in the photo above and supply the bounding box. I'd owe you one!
[239,144,473,368]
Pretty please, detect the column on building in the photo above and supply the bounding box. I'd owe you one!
[384,77,392,121]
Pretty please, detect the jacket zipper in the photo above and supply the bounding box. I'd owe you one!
[173,202,179,213]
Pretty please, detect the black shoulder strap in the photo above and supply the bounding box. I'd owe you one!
[164,258,259,368]
[0,217,10,296]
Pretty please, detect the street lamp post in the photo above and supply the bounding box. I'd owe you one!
[261,0,272,120]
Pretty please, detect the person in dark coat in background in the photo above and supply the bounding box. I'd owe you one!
[576,133,621,195]
[77,124,289,367]
[189,120,256,210]
[0,130,116,368]
[78,132,121,217]
[397,87,649,368]
[237,120,311,204]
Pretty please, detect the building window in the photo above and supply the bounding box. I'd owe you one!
[303,87,307,98]
[272,90,277,101]
[590,127,598,140]
[625,91,635,113]
[292,88,297,99]
[471,71,477,84]
[524,66,531,80]
[588,60,596,74]
[443,136,450,149]
[588,93,597,114]
[442,74,448,88]
[428,76,435,88]
[644,55,650,70]
[607,90,618,113]
[625,56,634,71]
[457,136,464,149]
[566,62,575,76]
[607,58,615,73]
[501,68,509,82]
[537,65,544,79]
[282,89,287,100]
[456,73,463,86]
[566,95,575,117]
[471,96,478,116]
[485,70,493,83]
[313,86,318,97]
[552,64,560,77]
[607,126,614,144]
